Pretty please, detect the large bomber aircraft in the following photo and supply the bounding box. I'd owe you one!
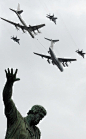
[34,38,77,72]
[76,49,86,58]
[46,14,57,24]
[1,4,45,38]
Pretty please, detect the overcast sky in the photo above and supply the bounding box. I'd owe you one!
[1,0,86,138]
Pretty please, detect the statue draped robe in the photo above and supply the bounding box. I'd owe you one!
[3,82,41,139]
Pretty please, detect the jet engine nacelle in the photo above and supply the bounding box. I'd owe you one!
[22,29,26,33]
[52,61,54,65]
[29,25,37,35]
[20,27,26,33]
[62,62,68,67]
[65,62,68,67]
[37,29,41,33]
[48,51,50,54]
[47,59,50,64]
[15,25,19,31]
[33,31,37,35]
[62,62,65,67]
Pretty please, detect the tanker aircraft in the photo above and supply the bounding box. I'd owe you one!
[76,49,86,58]
[46,14,57,24]
[11,36,20,44]
[0,4,45,38]
[34,38,77,72]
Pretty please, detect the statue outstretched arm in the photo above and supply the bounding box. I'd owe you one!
[3,68,20,104]
[3,68,20,124]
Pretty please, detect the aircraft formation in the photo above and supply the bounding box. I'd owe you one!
[1,3,86,72]
[1,4,45,38]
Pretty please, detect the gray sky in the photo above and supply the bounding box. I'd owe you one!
[0,0,86,138]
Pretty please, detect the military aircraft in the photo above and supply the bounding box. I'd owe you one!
[11,36,20,44]
[76,49,86,58]
[0,4,45,38]
[46,14,57,24]
[34,38,77,72]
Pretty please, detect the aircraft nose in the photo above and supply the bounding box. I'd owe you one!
[61,69,64,72]
[60,67,64,72]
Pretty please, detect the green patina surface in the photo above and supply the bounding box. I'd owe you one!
[2,69,47,139]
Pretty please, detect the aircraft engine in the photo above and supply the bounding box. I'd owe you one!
[33,31,37,35]
[21,28,25,33]
[47,59,50,64]
[65,62,68,67]
[48,51,50,54]
[62,62,65,67]
[52,61,54,65]
[37,29,41,33]
[15,25,19,31]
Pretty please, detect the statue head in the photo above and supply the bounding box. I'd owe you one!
[27,105,47,125]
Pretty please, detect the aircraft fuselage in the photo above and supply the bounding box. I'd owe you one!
[49,48,63,72]
[16,12,34,38]
[10,8,34,38]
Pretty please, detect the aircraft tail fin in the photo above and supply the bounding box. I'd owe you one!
[44,37,59,43]
[17,3,20,11]
[9,4,23,14]
[17,3,23,14]
[45,37,59,49]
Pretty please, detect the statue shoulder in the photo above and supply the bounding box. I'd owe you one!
[35,126,41,137]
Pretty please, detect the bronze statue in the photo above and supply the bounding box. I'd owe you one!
[3,68,47,139]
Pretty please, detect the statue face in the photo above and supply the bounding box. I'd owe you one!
[33,113,45,125]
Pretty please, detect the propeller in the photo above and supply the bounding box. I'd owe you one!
[37,29,41,33]
[47,59,50,64]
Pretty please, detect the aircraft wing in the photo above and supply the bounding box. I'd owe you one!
[0,17,26,31]
[33,52,51,59]
[28,24,45,31]
[1,17,35,38]
[58,58,77,62]
[1,17,21,27]
[52,19,56,24]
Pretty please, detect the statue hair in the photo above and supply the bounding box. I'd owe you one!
[27,105,47,116]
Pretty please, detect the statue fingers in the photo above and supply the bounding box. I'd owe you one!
[7,68,10,74]
[14,69,18,76]
[5,69,8,78]
[11,68,13,75]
